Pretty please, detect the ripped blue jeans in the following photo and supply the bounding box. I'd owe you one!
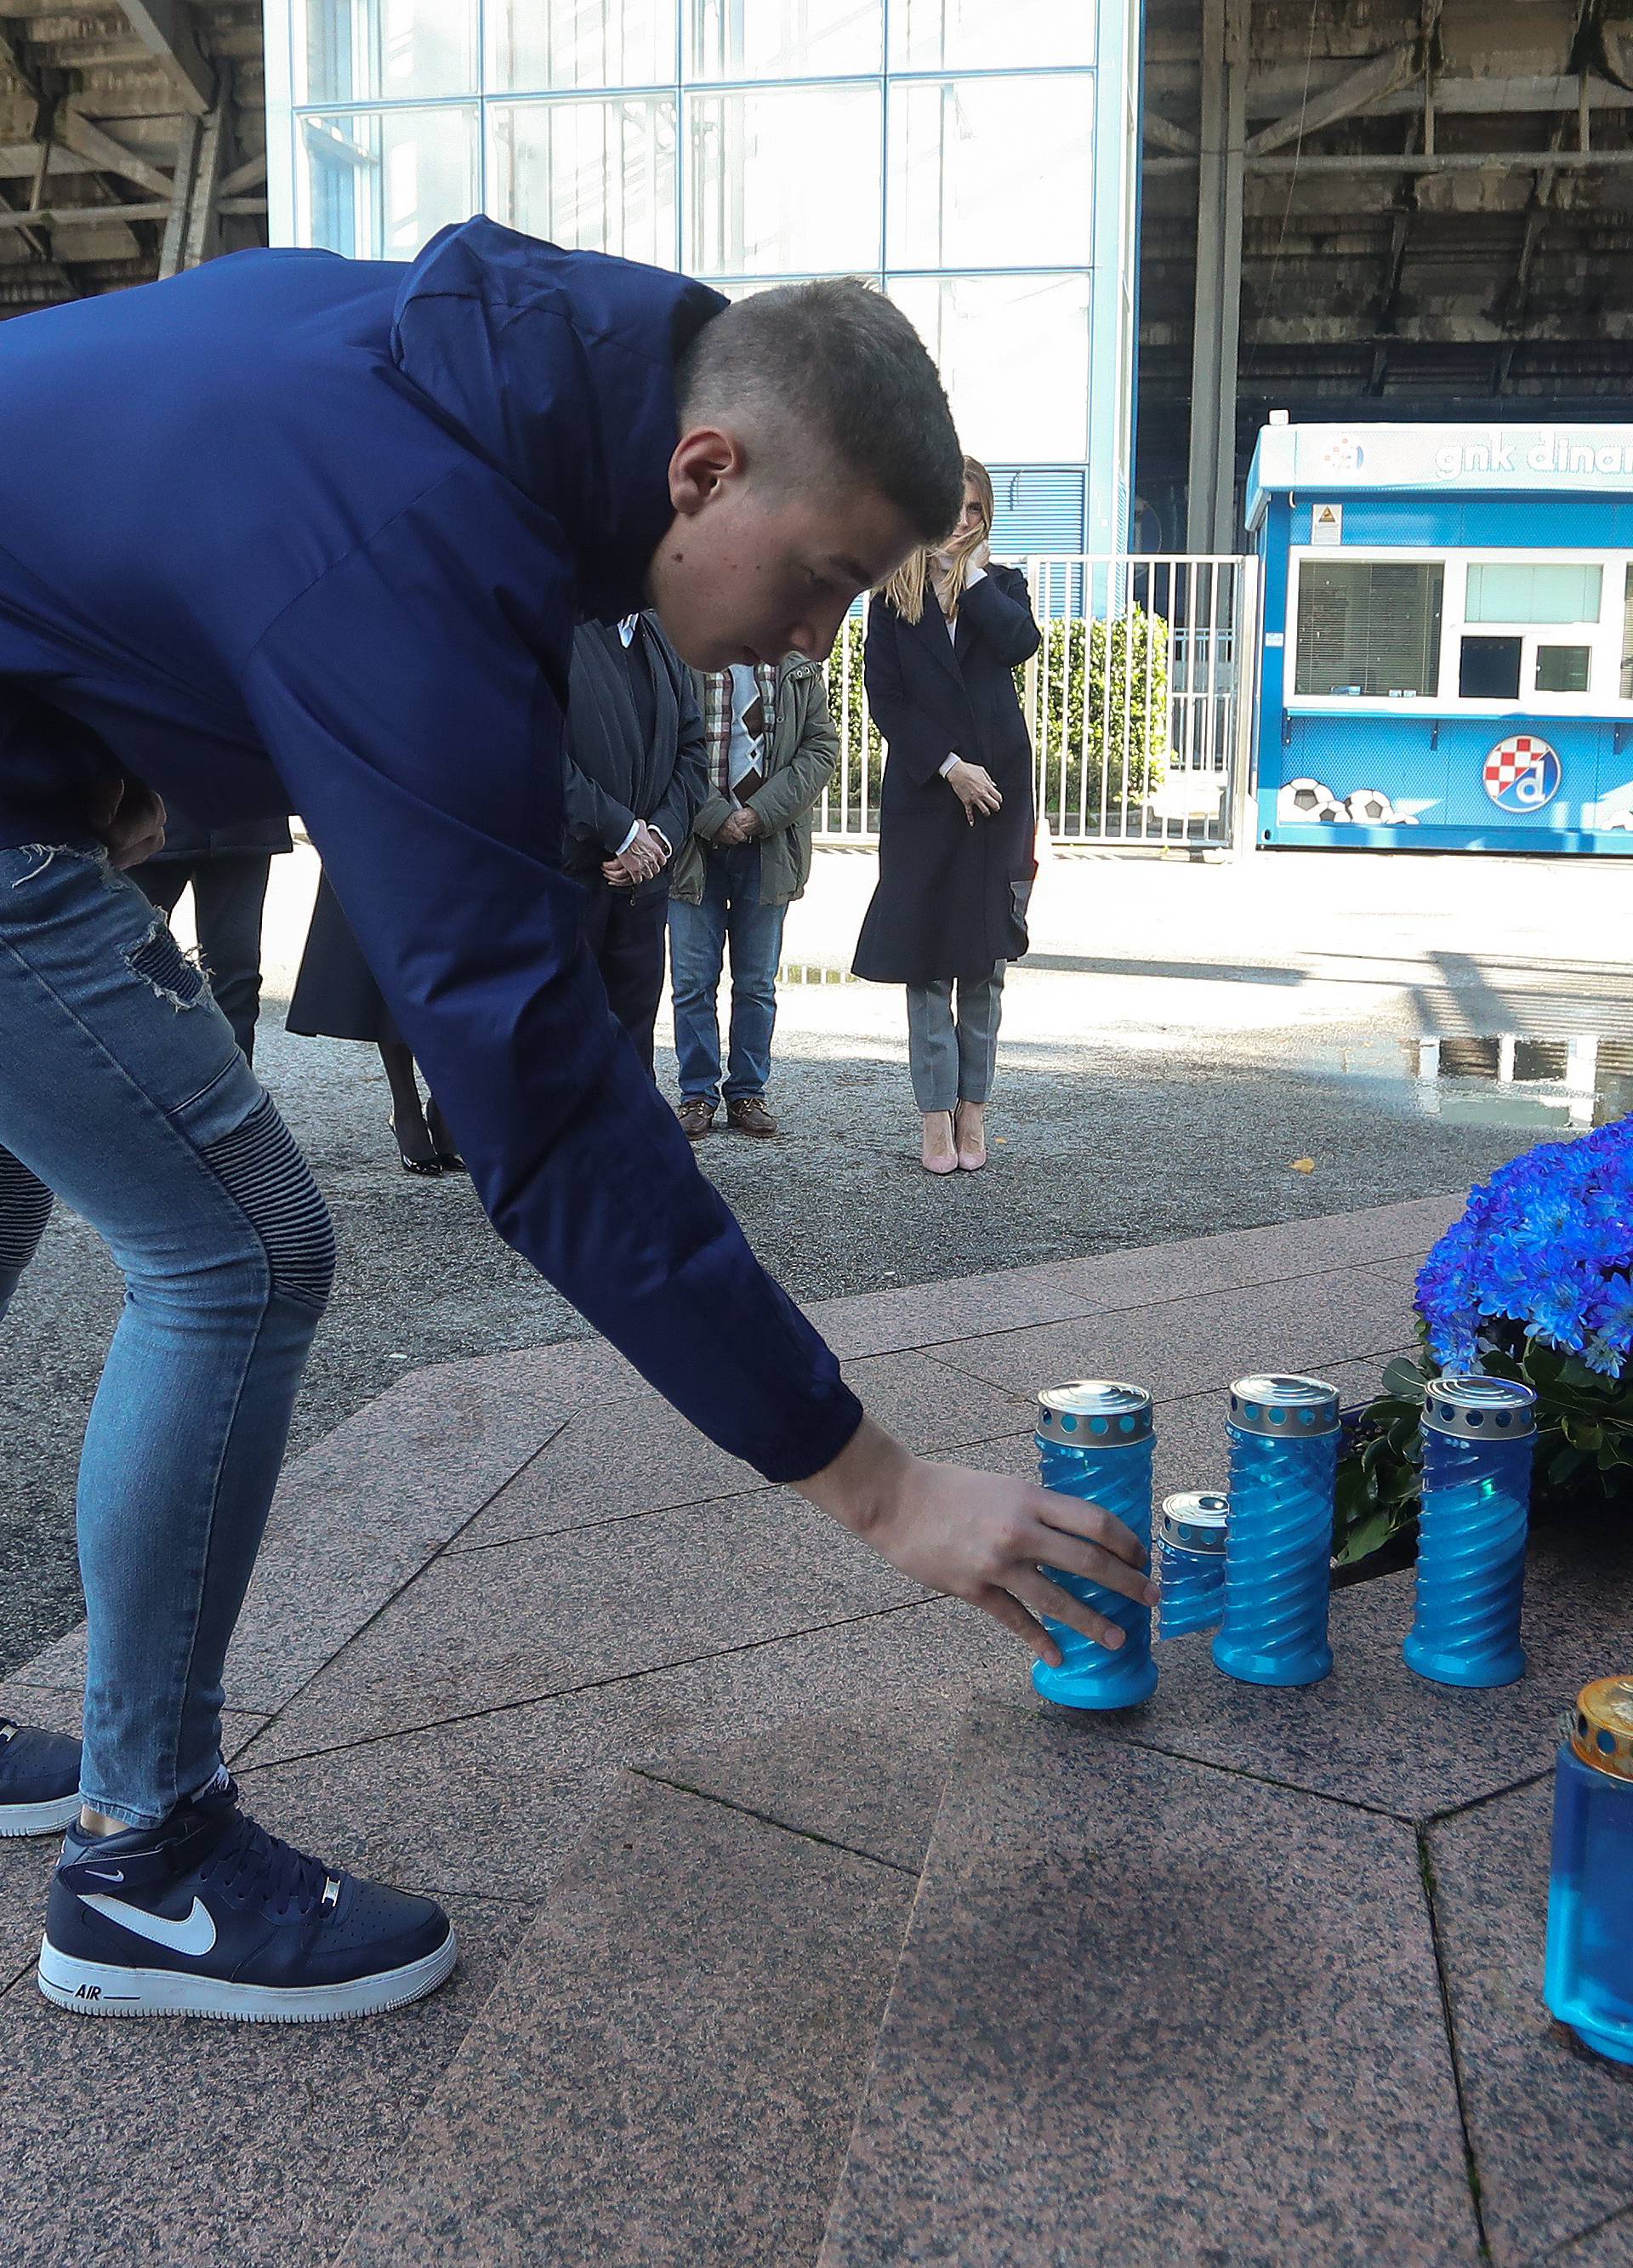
[0,841,333,1826]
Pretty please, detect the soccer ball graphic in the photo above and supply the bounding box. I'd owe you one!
[1344,787,1396,824]
[1600,808,1633,833]
[1279,777,1345,823]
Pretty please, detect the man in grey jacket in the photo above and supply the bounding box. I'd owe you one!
[669,652,837,1139]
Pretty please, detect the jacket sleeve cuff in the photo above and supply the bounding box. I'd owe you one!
[752,1378,867,1485]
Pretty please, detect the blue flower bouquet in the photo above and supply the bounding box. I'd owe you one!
[1335,1118,1633,1565]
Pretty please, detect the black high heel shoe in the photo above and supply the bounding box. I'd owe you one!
[390,1117,444,1177]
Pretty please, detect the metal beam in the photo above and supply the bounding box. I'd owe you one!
[57,108,174,199]
[1144,109,1199,157]
[0,196,265,232]
[1147,148,1633,176]
[157,112,198,276]
[182,93,225,269]
[1186,0,1248,555]
[1245,45,1415,159]
[116,1,213,117]
[217,149,265,197]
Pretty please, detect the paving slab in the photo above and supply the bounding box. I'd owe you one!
[1429,1776,1633,2267]
[818,1700,1481,2268]
[1551,2214,1633,2265]
[0,1893,514,2268]
[332,1775,913,2268]
[934,1251,1422,1401]
[1085,1521,1633,1823]
[243,1488,947,1761]
[808,1194,1459,1360]
[233,1598,1015,1892]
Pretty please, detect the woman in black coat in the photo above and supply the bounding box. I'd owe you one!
[852,457,1041,1173]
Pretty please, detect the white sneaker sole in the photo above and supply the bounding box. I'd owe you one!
[36,1922,458,2021]
[0,1792,81,1838]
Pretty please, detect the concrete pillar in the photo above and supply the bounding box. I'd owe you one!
[1186,0,1249,554]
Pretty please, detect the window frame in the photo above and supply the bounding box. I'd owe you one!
[1284,545,1633,716]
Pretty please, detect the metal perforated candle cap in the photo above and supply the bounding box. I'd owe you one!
[1035,1380,1152,1447]
[1227,1375,1340,1439]
[1159,1491,1229,1553]
[1423,1375,1538,1441]
[1569,1676,1633,1781]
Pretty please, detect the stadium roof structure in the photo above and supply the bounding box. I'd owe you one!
[1143,0,1633,547]
[0,3,267,315]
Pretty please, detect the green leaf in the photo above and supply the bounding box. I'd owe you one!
[1381,1356,1429,1403]
[1563,1419,1605,1453]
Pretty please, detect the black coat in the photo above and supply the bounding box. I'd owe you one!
[852,565,1041,987]
[560,613,707,903]
[146,805,293,862]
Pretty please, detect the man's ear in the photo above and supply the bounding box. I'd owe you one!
[669,425,744,518]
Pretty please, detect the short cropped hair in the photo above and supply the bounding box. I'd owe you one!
[676,278,964,546]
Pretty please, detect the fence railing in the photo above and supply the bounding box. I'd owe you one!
[816,552,1260,849]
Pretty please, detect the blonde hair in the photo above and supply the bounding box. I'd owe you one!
[880,455,994,625]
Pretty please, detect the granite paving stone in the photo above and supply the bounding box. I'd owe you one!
[806,1194,1458,1361]
[1086,1521,1633,1822]
[331,1775,914,2268]
[232,1599,1016,1892]
[930,1251,1423,1401]
[0,1894,515,2268]
[1550,2213,1633,2265]
[1428,1776,1633,2266]
[818,1700,1482,2268]
[241,1488,939,1760]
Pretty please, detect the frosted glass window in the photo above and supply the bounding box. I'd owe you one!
[491,100,677,265]
[888,273,1091,461]
[687,0,881,78]
[299,108,479,259]
[486,0,674,93]
[889,0,1097,71]
[889,77,1094,270]
[688,87,881,275]
[295,0,477,103]
[1465,563,1604,624]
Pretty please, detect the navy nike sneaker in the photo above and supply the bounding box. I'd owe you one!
[0,1718,82,1837]
[38,1775,456,2021]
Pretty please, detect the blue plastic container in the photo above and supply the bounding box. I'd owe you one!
[1155,1491,1228,1639]
[1213,1375,1340,1688]
[1404,1376,1536,1690]
[1031,1380,1158,1711]
[1545,1678,1633,2066]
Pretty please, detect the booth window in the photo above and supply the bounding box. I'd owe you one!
[1294,561,1443,697]
[1459,635,1522,700]
[1535,643,1592,694]
[1465,562,1603,625]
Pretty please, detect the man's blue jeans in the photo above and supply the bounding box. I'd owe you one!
[668,841,787,1105]
[0,841,334,1826]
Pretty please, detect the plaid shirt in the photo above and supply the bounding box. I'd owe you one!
[698,663,778,800]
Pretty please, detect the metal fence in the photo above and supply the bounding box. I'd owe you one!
[816,553,1260,849]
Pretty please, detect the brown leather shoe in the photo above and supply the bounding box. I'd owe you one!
[676,1097,716,1141]
[726,1096,778,1138]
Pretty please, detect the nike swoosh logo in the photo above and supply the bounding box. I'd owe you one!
[81,1867,125,1883]
[80,1892,217,1957]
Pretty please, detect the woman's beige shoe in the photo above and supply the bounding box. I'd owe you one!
[920,1110,958,1174]
[954,1102,987,1172]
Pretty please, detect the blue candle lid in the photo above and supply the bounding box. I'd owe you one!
[1035,1379,1152,1447]
[1228,1375,1340,1439]
[1159,1491,1229,1553]
[1423,1374,1537,1440]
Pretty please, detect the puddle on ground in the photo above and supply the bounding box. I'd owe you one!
[1312,1034,1633,1133]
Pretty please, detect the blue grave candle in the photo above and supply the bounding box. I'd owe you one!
[1155,1491,1229,1639]
[1545,1677,1633,2066]
[1031,1380,1158,1712]
[1213,1375,1340,1688]
[1403,1375,1535,1690]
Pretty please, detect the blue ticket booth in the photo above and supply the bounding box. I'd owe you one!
[1247,421,1633,852]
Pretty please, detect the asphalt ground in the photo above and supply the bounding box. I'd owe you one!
[0,947,1557,1674]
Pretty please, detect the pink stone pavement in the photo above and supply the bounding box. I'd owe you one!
[4,1194,1630,2266]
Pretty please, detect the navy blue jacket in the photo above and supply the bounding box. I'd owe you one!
[0,220,862,1484]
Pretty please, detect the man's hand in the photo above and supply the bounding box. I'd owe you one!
[714,805,764,847]
[794,1416,1157,1664]
[87,776,168,869]
[947,759,1003,824]
[605,820,669,886]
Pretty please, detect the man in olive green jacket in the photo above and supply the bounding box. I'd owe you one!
[669,651,839,1138]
